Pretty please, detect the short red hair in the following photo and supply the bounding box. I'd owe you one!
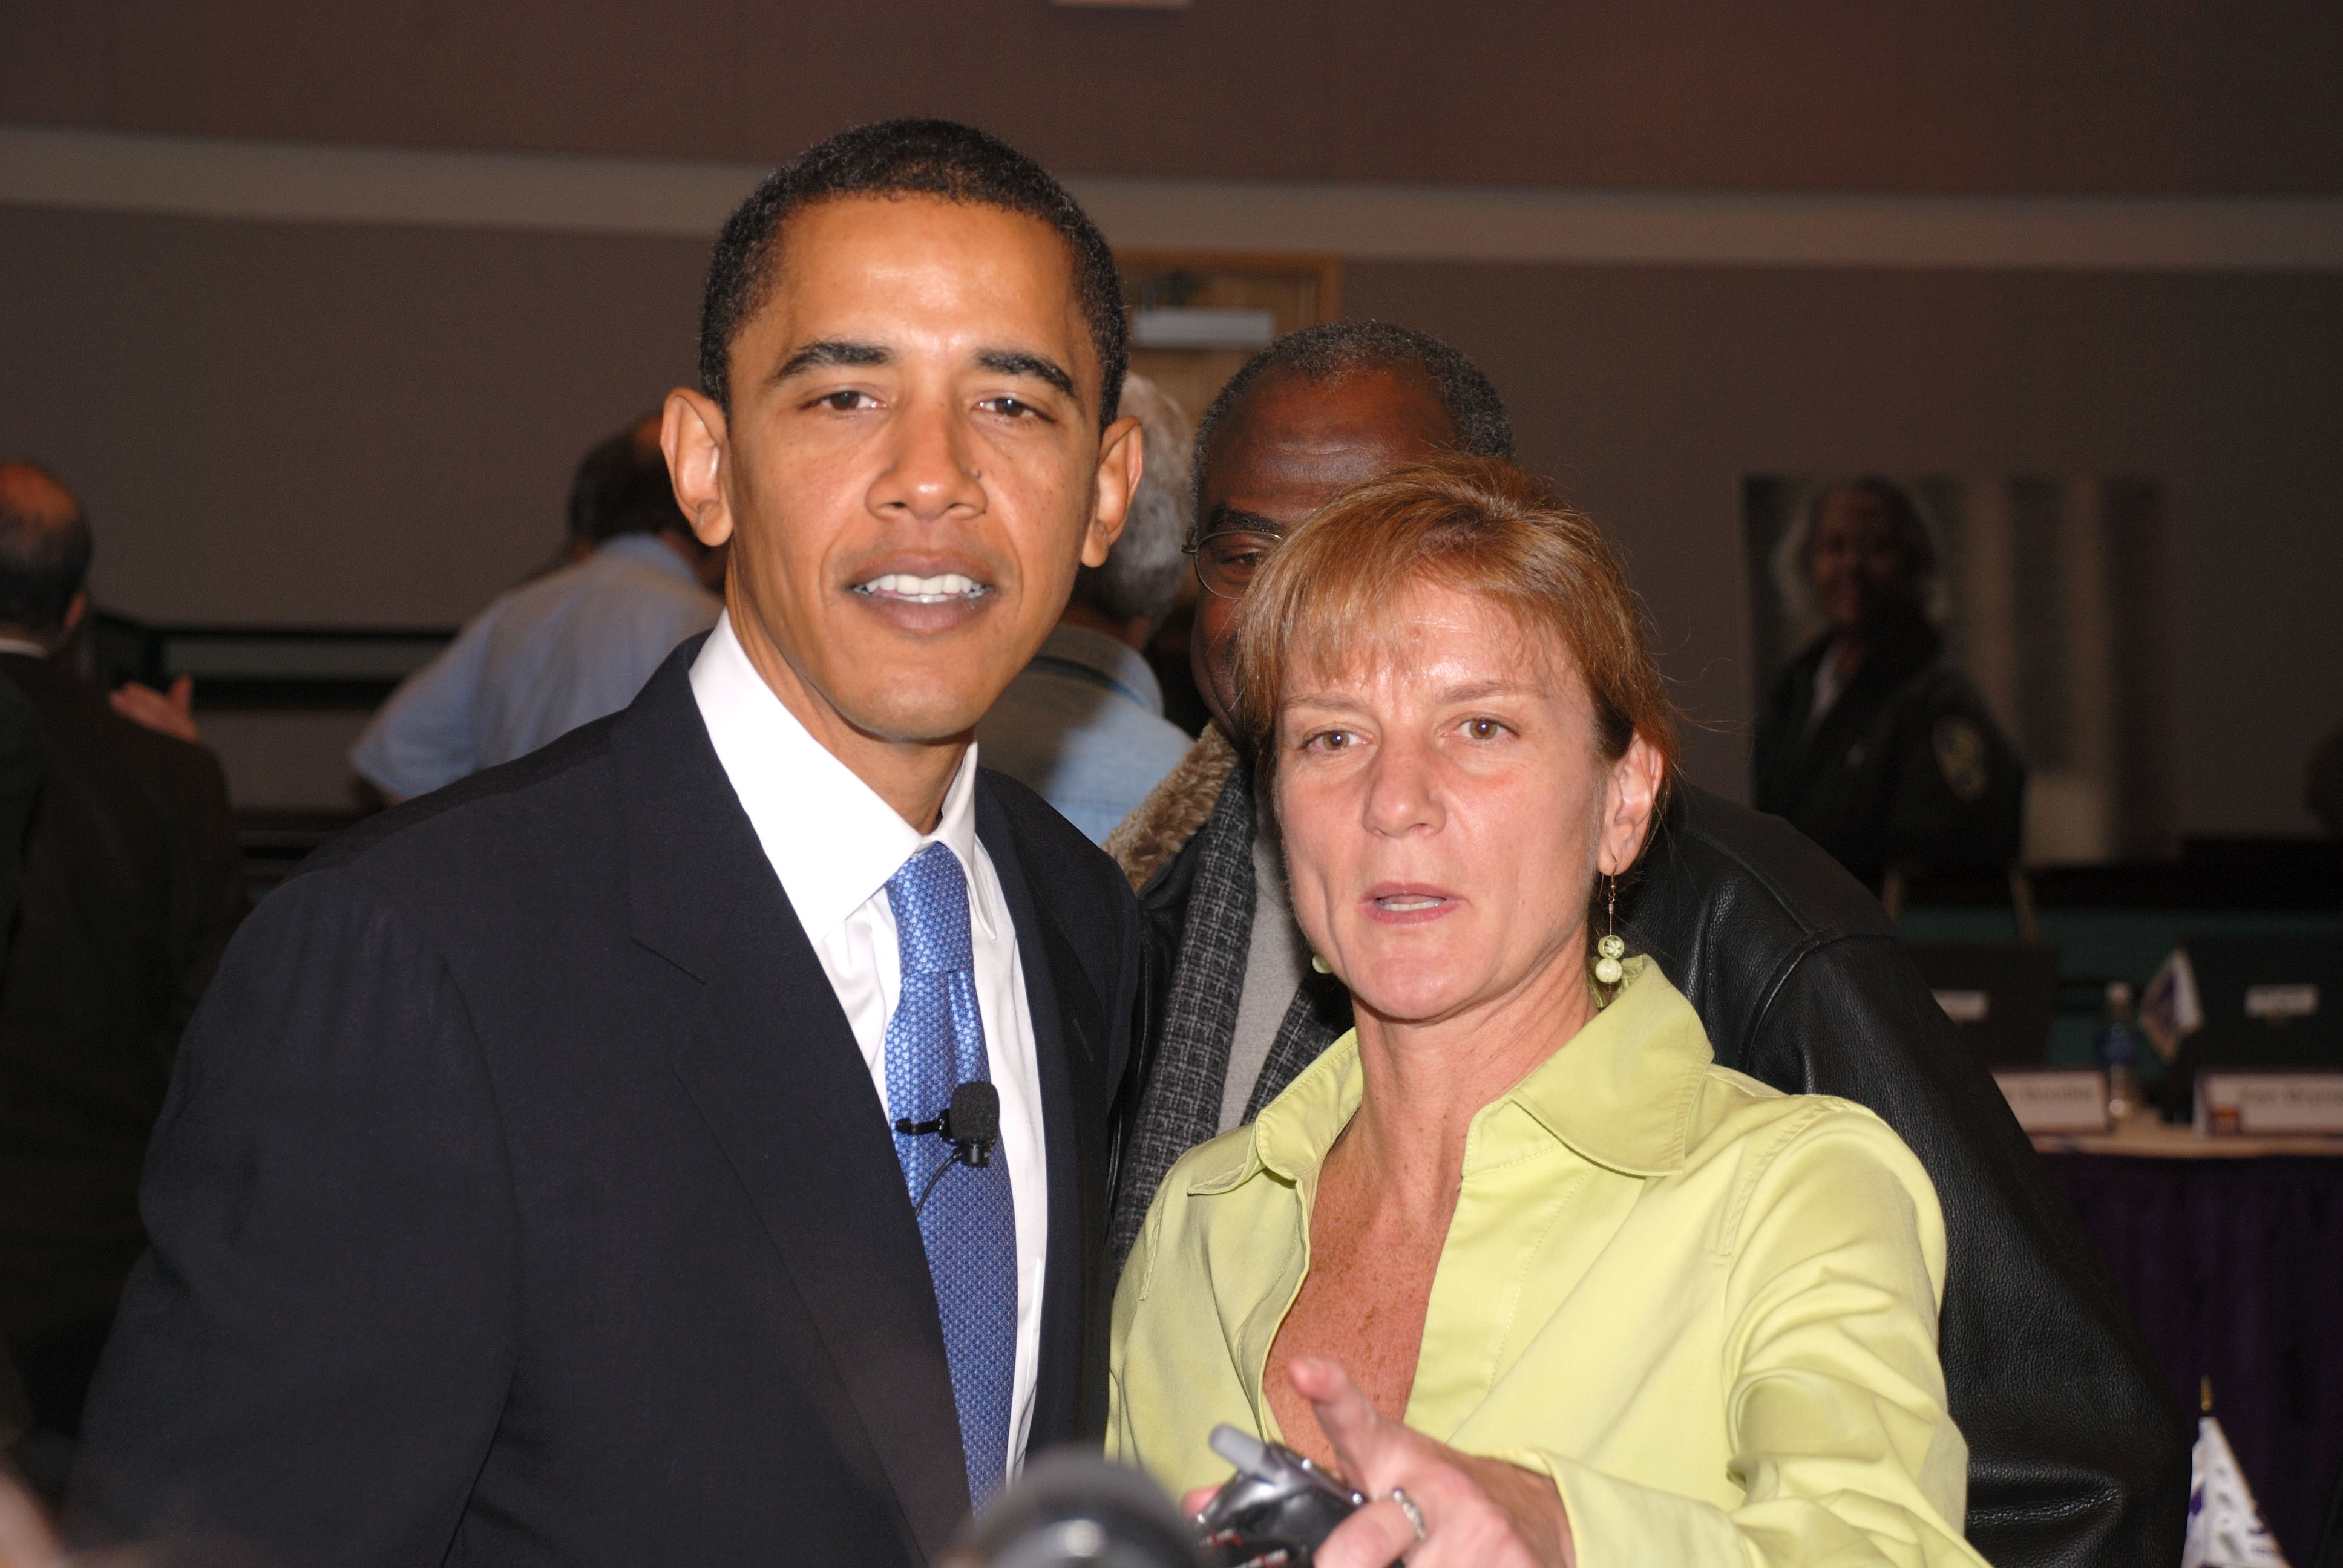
[1233,454,1682,803]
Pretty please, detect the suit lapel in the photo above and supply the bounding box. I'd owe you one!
[612,648,968,1567]
[975,780,1112,1446]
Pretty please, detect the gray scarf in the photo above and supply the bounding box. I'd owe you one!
[1109,765,1351,1270]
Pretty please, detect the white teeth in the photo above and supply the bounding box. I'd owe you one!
[1378,897,1441,910]
[857,572,986,603]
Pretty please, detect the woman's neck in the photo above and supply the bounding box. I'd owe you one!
[1338,943,1598,1208]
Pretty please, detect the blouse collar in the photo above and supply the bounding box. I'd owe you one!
[1187,958,1715,1197]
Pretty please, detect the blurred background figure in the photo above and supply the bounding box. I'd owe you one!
[349,411,724,803]
[1752,475,2024,886]
[0,462,245,1492]
[0,682,33,1461]
[0,681,38,943]
[102,677,197,748]
[978,373,1195,842]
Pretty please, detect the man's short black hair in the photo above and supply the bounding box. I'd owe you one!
[1190,321,1514,531]
[568,417,687,546]
[0,464,93,639]
[698,119,1127,429]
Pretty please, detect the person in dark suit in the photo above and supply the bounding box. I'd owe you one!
[70,121,1144,1568]
[1751,477,2024,886]
[0,546,43,1464]
[1103,324,2186,1568]
[0,675,38,941]
[0,463,246,1472]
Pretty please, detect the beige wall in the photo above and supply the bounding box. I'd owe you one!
[0,205,707,626]
[4,201,2334,831]
[5,0,2337,194]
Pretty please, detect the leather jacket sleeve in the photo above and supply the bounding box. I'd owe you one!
[1624,788,2189,1568]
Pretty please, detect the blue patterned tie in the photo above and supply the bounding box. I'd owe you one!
[884,841,1020,1511]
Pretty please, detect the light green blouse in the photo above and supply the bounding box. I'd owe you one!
[1108,959,1989,1567]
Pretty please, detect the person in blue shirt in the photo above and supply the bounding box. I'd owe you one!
[349,414,725,802]
[977,373,1194,842]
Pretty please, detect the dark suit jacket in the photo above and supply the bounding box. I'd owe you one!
[70,644,1139,1568]
[0,653,244,1356]
[0,672,40,940]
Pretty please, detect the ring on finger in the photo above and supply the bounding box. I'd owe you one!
[1386,1488,1427,1542]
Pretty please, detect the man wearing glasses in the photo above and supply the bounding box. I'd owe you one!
[1103,322,2186,1568]
[1104,324,1507,1192]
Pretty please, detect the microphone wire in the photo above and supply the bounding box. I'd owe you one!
[913,1150,964,1218]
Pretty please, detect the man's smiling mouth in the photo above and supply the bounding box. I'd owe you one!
[851,572,991,604]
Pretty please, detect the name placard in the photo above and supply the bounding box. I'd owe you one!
[1993,1069,2111,1134]
[2196,1071,2343,1135]
[2243,983,2320,1021]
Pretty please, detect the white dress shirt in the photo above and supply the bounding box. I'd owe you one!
[689,612,1048,1475]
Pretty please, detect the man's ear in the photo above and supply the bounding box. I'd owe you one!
[1598,734,1665,877]
[663,388,735,549]
[1079,414,1144,569]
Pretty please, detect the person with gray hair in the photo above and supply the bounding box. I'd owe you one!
[976,373,1196,841]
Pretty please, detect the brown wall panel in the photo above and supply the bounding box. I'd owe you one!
[4,0,2337,194]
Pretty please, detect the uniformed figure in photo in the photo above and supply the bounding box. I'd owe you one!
[1752,476,2023,886]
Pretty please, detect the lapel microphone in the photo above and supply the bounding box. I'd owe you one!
[897,1082,1002,1215]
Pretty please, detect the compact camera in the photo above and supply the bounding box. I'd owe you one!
[1191,1423,1365,1568]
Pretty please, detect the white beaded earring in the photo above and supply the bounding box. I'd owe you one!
[1310,953,1331,975]
[1593,874,1626,987]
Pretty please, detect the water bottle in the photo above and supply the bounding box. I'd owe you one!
[2096,981,2143,1124]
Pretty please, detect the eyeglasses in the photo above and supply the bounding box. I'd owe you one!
[1184,528,1288,601]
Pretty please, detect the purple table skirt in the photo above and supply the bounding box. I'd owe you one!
[2041,1152,2343,1564]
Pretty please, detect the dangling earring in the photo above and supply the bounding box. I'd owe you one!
[1593,874,1626,986]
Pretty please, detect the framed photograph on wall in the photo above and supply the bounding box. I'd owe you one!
[1743,473,2176,867]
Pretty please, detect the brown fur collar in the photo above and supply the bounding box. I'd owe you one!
[1103,726,1238,892]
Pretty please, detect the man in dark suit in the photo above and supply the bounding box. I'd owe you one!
[0,463,246,1472]
[1105,324,2186,1567]
[0,675,37,940]
[72,121,1144,1567]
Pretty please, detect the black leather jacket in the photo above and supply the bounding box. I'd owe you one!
[1114,783,2186,1568]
